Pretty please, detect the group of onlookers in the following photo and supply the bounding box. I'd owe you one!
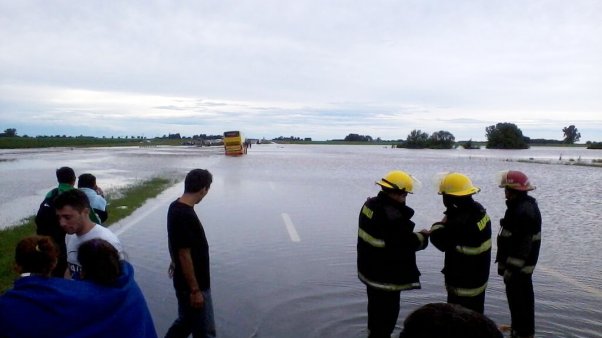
[0,166,157,338]
[0,167,217,338]
[0,236,156,337]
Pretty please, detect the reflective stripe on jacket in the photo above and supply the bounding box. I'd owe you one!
[496,194,542,277]
[430,200,492,296]
[357,191,428,291]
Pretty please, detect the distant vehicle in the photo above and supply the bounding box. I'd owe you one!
[223,131,247,155]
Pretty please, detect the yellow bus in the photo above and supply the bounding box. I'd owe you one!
[223,130,247,155]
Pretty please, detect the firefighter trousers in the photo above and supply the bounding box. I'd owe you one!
[506,274,535,337]
[366,287,401,338]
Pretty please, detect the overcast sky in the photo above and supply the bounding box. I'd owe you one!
[1,1,601,141]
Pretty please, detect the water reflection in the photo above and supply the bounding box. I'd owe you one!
[1,144,600,337]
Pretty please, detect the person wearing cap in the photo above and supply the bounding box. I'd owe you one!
[429,172,492,314]
[496,170,541,338]
[357,171,430,338]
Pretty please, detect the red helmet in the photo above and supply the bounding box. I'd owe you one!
[498,170,535,191]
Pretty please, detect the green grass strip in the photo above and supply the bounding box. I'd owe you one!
[0,176,177,293]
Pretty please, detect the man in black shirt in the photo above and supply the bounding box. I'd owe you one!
[165,169,215,338]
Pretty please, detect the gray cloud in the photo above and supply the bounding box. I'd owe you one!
[1,1,601,140]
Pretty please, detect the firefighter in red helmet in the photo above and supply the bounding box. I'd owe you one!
[496,170,541,338]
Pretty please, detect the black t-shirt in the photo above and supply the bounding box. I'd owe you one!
[167,199,210,291]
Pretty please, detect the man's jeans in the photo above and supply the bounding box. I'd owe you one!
[165,289,216,338]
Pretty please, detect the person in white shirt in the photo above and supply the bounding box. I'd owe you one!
[54,189,122,279]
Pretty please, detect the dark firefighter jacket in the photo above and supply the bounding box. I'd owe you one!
[357,191,428,291]
[430,199,492,298]
[496,194,541,278]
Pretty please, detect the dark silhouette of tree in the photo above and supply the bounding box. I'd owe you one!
[562,125,581,144]
[429,130,455,149]
[344,133,373,142]
[462,139,479,149]
[1,128,17,137]
[485,122,529,149]
[405,129,429,148]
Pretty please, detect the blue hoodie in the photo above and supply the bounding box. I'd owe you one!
[0,261,157,338]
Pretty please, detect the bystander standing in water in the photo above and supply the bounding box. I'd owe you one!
[166,169,216,338]
[496,170,541,338]
[357,171,430,338]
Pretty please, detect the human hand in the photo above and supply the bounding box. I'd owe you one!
[190,290,204,309]
[419,229,431,237]
[95,186,104,197]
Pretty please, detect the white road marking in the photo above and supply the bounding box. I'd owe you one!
[281,213,301,242]
[538,265,602,299]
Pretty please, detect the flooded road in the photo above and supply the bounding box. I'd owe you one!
[1,144,601,337]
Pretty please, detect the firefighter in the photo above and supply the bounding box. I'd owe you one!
[496,170,541,338]
[430,172,492,314]
[357,170,430,338]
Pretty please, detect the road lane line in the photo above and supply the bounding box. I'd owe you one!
[281,213,301,242]
[538,265,602,299]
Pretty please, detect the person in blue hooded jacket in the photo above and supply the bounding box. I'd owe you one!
[0,236,157,338]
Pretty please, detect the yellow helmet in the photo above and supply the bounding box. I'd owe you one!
[437,172,480,196]
[376,171,419,193]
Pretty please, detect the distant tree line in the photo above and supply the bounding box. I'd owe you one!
[586,141,602,149]
[401,129,456,149]
[344,133,373,142]
[0,128,17,137]
[1,123,594,150]
[271,136,312,141]
[339,124,589,150]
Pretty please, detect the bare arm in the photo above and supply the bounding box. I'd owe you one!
[178,248,204,309]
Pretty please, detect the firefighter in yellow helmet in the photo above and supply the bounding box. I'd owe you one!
[496,170,541,338]
[357,171,430,338]
[429,172,492,314]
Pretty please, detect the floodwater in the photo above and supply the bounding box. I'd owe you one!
[1,144,601,337]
